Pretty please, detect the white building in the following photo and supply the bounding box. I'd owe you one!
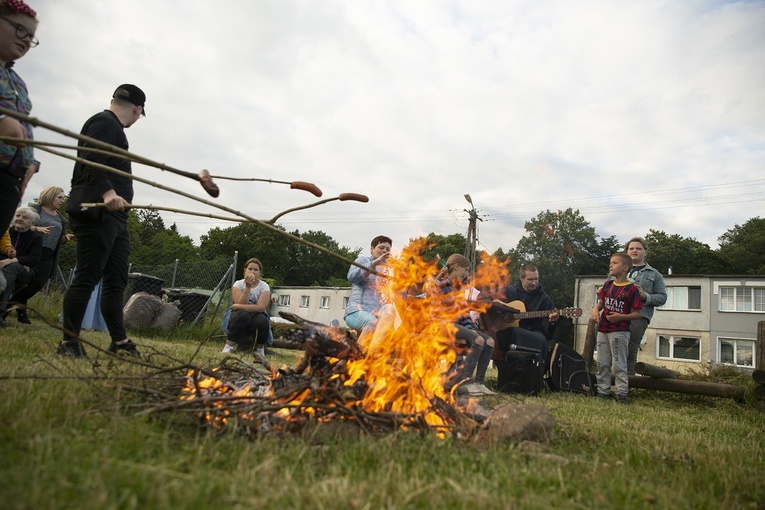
[572,274,764,373]
[268,286,352,326]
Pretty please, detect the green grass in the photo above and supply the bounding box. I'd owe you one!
[0,316,763,510]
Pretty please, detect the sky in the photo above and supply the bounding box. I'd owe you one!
[18,0,765,256]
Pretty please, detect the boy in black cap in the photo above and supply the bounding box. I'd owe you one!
[58,84,146,358]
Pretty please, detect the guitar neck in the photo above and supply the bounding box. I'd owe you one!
[516,309,554,320]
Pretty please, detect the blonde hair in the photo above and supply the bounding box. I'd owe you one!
[38,186,64,208]
[435,253,470,280]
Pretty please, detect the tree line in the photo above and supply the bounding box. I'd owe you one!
[56,207,765,296]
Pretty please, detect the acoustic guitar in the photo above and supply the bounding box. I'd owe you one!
[485,299,582,331]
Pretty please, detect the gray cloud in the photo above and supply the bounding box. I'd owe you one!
[21,0,765,255]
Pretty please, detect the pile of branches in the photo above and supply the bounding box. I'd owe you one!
[44,313,478,439]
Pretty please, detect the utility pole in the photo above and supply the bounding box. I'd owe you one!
[463,194,481,273]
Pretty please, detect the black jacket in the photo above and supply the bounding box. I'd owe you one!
[500,280,557,340]
[1,227,42,269]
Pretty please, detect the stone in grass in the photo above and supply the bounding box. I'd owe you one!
[478,402,553,444]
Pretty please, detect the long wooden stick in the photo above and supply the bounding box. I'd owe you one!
[0,133,322,197]
[4,108,379,275]
[0,109,220,197]
[79,202,380,275]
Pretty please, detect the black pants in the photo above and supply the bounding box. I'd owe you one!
[11,247,54,311]
[0,262,33,313]
[227,309,270,350]
[0,171,22,237]
[62,215,130,343]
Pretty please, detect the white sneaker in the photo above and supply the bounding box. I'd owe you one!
[256,347,265,358]
[222,344,236,354]
[466,383,496,397]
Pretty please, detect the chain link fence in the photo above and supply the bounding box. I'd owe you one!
[36,249,238,329]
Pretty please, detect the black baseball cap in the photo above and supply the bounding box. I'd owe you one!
[113,84,146,116]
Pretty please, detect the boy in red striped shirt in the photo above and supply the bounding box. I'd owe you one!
[591,253,643,404]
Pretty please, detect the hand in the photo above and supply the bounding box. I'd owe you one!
[590,308,600,323]
[0,258,14,268]
[549,310,559,324]
[103,194,129,212]
[372,252,389,267]
[244,274,256,286]
[35,225,52,235]
[606,312,623,323]
[63,233,75,242]
[5,248,16,258]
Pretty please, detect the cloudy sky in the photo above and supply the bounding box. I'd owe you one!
[19,0,765,255]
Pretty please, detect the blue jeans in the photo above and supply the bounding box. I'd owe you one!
[344,310,377,332]
[597,331,630,398]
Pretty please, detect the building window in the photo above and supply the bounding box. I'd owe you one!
[278,295,291,307]
[342,297,349,309]
[719,286,765,312]
[300,295,310,308]
[719,338,755,368]
[657,335,701,362]
[660,286,701,311]
[320,296,330,309]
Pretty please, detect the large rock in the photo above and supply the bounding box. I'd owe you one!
[478,402,553,444]
[123,291,162,330]
[150,302,182,331]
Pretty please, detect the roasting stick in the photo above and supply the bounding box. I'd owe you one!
[0,107,221,197]
[80,201,380,275]
[0,108,377,275]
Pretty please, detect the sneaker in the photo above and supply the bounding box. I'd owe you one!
[17,312,31,325]
[253,346,266,362]
[467,383,496,397]
[108,339,140,357]
[222,343,236,354]
[617,396,628,405]
[57,341,88,359]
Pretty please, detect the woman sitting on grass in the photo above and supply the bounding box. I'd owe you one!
[222,258,271,360]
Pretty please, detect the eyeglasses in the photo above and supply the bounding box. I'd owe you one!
[1,16,39,48]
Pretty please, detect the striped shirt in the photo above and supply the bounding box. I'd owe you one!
[596,280,642,333]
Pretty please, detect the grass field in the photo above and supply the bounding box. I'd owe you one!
[0,314,763,510]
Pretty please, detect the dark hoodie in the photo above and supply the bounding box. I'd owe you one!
[500,279,556,340]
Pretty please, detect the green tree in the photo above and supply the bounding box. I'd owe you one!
[409,232,469,264]
[200,222,292,285]
[505,209,620,346]
[284,230,360,286]
[127,210,198,265]
[642,230,730,275]
[717,217,765,274]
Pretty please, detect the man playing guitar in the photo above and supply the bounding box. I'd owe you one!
[489,263,558,370]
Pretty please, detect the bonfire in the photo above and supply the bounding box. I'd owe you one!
[179,240,515,439]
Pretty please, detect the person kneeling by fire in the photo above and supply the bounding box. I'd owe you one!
[429,254,496,397]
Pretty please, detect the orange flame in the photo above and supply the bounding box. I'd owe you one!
[181,240,511,436]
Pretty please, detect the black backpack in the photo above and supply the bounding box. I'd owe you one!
[546,343,593,396]
[495,348,545,395]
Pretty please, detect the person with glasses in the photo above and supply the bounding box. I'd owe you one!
[0,0,39,255]
[58,85,147,358]
[8,186,73,324]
